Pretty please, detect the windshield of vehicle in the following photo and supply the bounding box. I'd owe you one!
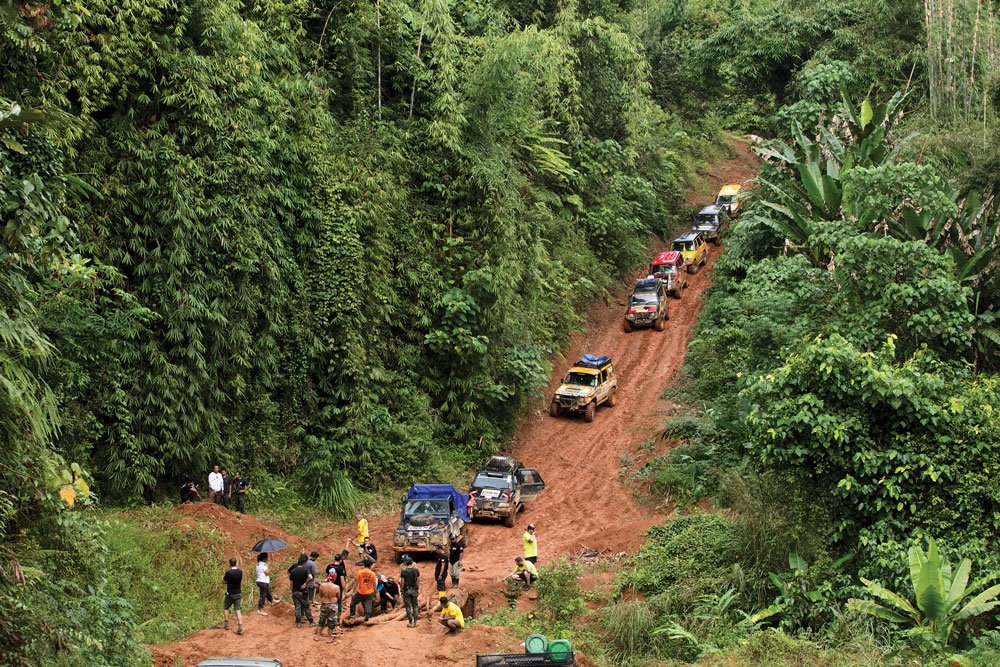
[651,263,677,274]
[696,214,717,225]
[565,372,598,386]
[717,195,735,204]
[472,474,510,489]
[404,498,449,515]
[630,292,658,306]
[673,241,693,252]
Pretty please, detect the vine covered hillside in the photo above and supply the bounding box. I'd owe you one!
[1,0,710,663]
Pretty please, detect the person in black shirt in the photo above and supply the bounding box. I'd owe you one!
[399,555,420,627]
[221,469,232,508]
[448,536,465,586]
[180,477,199,504]
[378,574,399,614]
[232,472,250,514]
[222,558,244,635]
[434,546,449,598]
[360,537,378,565]
[288,553,314,627]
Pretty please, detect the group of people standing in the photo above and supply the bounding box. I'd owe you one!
[180,465,250,513]
[218,511,543,643]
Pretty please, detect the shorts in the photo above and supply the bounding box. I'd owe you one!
[224,593,242,611]
[318,603,339,628]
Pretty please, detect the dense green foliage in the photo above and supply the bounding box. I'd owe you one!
[0,0,707,663]
[612,0,1000,664]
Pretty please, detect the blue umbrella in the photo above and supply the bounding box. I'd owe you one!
[251,537,288,553]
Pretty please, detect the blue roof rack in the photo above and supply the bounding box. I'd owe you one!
[577,354,611,368]
[636,277,658,287]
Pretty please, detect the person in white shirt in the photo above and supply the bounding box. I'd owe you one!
[208,466,224,503]
[256,552,274,614]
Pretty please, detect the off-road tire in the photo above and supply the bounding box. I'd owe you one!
[654,314,667,331]
[395,551,405,564]
[671,288,682,299]
[712,236,721,246]
[701,254,708,267]
[607,388,617,407]
[622,319,634,333]
[688,262,699,275]
[503,513,516,527]
[548,399,559,417]
[584,401,596,422]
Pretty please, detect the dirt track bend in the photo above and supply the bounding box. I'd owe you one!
[150,140,759,667]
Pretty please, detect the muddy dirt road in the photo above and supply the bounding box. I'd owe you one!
[150,139,759,667]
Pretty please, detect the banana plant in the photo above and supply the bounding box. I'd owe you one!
[848,537,1000,647]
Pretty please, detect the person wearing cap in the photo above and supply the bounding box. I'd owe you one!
[523,523,538,564]
[378,573,400,614]
[438,595,464,635]
[350,512,369,557]
[507,556,539,590]
[347,560,377,622]
[314,572,342,644]
[399,555,420,627]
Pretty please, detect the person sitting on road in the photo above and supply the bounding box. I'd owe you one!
[438,595,465,635]
[506,556,539,590]
[359,537,378,565]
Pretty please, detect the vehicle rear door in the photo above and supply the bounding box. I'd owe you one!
[516,468,546,502]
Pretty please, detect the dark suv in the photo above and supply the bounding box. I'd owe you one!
[692,205,730,245]
[469,456,545,527]
[624,277,669,332]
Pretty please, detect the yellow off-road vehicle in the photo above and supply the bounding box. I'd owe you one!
[549,355,617,423]
[716,183,743,217]
[672,232,709,273]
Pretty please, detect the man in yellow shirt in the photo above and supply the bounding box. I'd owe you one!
[507,556,539,590]
[351,512,369,557]
[438,595,464,635]
[522,523,538,564]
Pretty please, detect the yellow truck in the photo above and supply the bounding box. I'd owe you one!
[549,355,617,422]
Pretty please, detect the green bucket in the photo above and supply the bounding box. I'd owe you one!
[524,634,548,654]
[547,639,573,663]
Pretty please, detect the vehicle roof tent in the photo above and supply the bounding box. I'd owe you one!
[406,484,471,522]
[483,455,518,473]
[576,354,612,369]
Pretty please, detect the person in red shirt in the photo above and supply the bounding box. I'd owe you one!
[347,561,378,621]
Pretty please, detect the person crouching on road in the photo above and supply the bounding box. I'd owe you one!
[438,595,465,635]
[507,556,539,590]
[314,574,342,644]
[378,574,399,614]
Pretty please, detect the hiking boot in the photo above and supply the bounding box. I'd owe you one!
[448,628,459,635]
[346,614,356,621]
[295,622,302,628]
[223,621,229,630]
[236,625,244,635]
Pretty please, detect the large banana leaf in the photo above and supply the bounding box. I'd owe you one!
[847,598,911,624]
[858,577,919,617]
[952,583,1000,622]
